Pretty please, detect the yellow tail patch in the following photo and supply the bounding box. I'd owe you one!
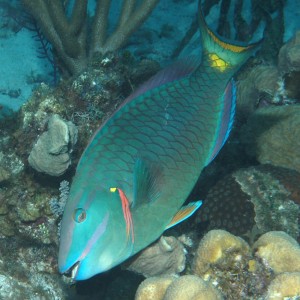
[208,53,230,72]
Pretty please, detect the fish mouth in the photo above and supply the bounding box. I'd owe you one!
[63,261,80,280]
[71,261,80,279]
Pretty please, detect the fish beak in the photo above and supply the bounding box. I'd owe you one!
[62,261,80,280]
[71,261,80,280]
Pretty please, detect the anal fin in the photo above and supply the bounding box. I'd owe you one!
[165,201,202,230]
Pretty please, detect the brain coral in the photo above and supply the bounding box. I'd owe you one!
[240,105,300,173]
[163,275,223,300]
[135,276,175,300]
[193,229,251,277]
[135,275,223,300]
[253,231,300,274]
[266,272,300,300]
[198,164,300,242]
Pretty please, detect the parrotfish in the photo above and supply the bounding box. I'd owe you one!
[58,2,260,280]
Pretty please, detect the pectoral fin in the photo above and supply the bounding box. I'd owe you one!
[165,201,202,230]
[133,157,163,207]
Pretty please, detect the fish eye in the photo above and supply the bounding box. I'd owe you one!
[73,208,87,223]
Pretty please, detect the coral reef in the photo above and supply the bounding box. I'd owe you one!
[198,164,300,241]
[253,231,300,274]
[240,105,300,173]
[28,114,78,176]
[126,236,186,278]
[135,230,300,300]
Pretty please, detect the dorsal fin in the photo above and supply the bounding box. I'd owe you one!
[124,56,201,105]
[133,158,163,207]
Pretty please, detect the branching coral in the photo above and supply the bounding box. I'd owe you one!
[21,0,159,76]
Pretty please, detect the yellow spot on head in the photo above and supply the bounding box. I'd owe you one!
[209,53,230,72]
[110,187,117,193]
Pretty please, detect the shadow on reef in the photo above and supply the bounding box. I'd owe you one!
[72,269,144,300]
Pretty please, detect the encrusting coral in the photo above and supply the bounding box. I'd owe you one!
[253,231,300,274]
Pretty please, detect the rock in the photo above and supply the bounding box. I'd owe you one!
[126,236,186,278]
[28,114,78,176]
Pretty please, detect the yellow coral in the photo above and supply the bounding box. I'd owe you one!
[266,272,300,300]
[163,275,223,300]
[135,276,175,300]
[253,231,300,274]
[193,229,251,276]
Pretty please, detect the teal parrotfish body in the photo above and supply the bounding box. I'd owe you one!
[58,2,260,280]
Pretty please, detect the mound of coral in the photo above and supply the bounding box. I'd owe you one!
[135,230,300,300]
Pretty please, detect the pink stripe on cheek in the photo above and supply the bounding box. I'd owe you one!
[78,212,109,262]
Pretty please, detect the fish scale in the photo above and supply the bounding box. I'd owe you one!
[75,72,228,252]
[58,3,260,280]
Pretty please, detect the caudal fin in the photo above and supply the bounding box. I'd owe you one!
[198,1,261,71]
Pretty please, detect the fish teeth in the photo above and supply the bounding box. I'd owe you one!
[71,262,79,279]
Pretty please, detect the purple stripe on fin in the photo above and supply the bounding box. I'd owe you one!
[209,79,236,162]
